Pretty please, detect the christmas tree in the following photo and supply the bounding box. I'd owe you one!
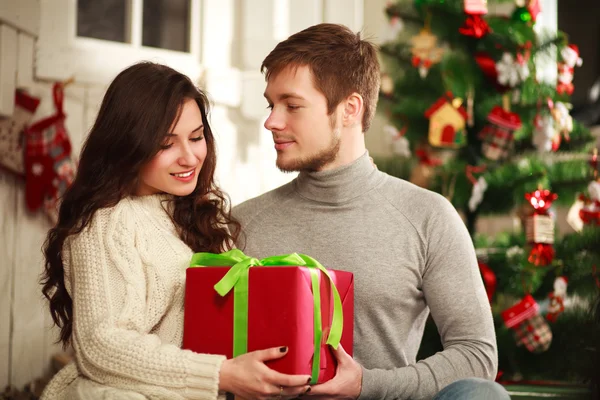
[376,0,600,385]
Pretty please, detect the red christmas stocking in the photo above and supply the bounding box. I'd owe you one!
[0,90,40,176]
[502,294,552,353]
[24,83,76,219]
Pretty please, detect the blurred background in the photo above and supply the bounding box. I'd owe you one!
[0,0,599,398]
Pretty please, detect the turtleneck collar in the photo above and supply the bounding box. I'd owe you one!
[294,151,382,204]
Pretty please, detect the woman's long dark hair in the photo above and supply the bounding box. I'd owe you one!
[41,62,240,348]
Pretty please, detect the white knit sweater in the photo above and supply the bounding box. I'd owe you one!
[41,195,226,400]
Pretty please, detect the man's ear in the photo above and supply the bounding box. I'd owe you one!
[342,93,364,128]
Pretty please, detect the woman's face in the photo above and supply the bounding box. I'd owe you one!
[136,98,207,197]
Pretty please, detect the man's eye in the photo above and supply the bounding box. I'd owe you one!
[266,104,274,110]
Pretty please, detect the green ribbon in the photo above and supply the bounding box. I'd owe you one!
[189,249,343,384]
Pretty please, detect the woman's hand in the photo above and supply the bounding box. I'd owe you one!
[219,346,312,400]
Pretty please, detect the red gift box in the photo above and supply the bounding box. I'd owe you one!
[183,255,354,384]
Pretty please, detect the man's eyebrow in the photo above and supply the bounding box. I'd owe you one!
[263,93,306,102]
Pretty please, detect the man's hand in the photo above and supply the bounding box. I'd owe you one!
[306,345,362,400]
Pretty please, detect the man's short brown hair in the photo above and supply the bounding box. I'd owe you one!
[261,23,381,132]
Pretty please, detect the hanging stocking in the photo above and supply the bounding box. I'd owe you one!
[24,83,77,222]
[479,106,521,161]
[0,90,41,176]
[502,294,552,353]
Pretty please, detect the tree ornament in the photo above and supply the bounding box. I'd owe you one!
[524,188,558,266]
[546,276,568,322]
[496,52,530,88]
[557,64,575,95]
[511,7,532,24]
[410,148,441,188]
[532,114,557,153]
[464,0,488,14]
[380,74,395,97]
[410,28,445,78]
[384,124,411,157]
[479,105,521,160]
[566,194,585,232]
[383,15,404,42]
[0,90,41,176]
[459,14,491,39]
[502,294,552,353]
[546,100,572,150]
[579,180,600,226]
[478,261,496,303]
[527,0,541,22]
[475,52,508,93]
[466,165,487,211]
[468,176,488,211]
[424,92,468,148]
[561,44,583,69]
[551,101,573,136]
[557,45,582,95]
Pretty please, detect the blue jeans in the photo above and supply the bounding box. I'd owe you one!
[433,378,510,400]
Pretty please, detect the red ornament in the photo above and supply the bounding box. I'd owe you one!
[528,0,541,22]
[525,189,558,213]
[528,243,555,266]
[475,52,509,93]
[524,188,558,266]
[459,15,492,38]
[415,149,442,167]
[478,261,497,303]
[578,192,600,226]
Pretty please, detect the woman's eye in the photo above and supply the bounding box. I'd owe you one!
[160,143,173,150]
[190,135,205,142]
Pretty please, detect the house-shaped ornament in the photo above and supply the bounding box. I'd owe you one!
[424,93,468,148]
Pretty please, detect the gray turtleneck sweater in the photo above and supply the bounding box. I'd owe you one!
[232,152,497,400]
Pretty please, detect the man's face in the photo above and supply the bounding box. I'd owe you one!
[264,65,341,172]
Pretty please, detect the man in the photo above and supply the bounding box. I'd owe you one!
[233,23,508,400]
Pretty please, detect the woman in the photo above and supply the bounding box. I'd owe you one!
[40,62,311,399]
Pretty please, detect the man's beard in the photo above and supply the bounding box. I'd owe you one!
[276,114,341,173]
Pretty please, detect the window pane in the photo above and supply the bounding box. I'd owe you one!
[77,0,127,43]
[142,0,190,52]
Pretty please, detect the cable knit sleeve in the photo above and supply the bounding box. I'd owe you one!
[67,203,225,400]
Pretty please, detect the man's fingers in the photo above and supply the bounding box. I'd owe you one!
[281,385,311,398]
[331,344,351,363]
[305,380,334,396]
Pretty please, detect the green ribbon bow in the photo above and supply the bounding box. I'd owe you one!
[189,249,343,384]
